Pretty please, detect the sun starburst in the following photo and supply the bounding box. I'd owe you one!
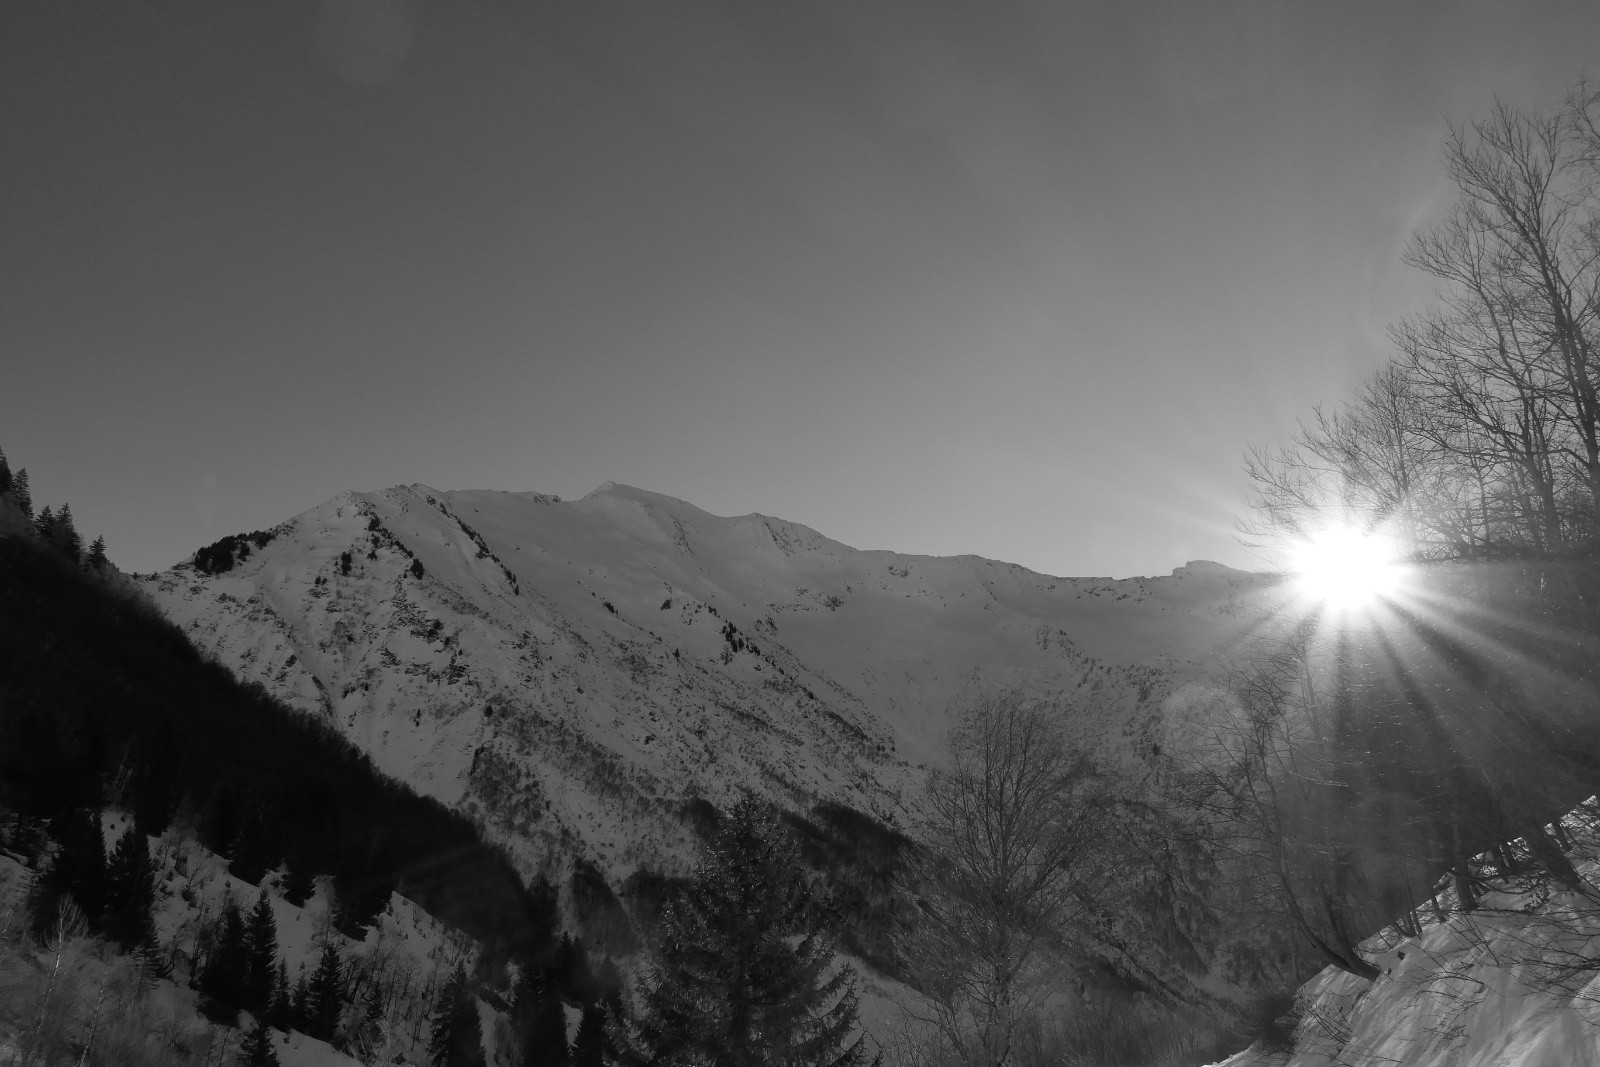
[1290,528,1402,610]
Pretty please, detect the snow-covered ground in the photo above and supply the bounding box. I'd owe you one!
[138,482,1274,885]
[0,814,481,1066]
[1216,806,1600,1067]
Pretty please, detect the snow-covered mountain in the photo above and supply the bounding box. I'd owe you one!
[137,482,1271,882]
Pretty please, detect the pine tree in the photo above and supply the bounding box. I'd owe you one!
[85,535,109,572]
[572,1002,607,1067]
[241,1018,282,1067]
[53,502,81,561]
[198,898,248,1014]
[510,970,568,1066]
[0,447,11,496]
[268,960,293,1030]
[11,468,31,518]
[428,964,486,1067]
[290,969,312,1032]
[31,808,106,935]
[303,943,345,1041]
[281,855,315,906]
[104,820,158,953]
[244,889,280,1014]
[34,504,54,543]
[553,933,595,1002]
[612,797,872,1067]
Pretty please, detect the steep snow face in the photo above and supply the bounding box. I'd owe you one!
[138,483,1271,878]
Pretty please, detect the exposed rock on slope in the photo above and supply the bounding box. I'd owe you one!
[139,483,1269,878]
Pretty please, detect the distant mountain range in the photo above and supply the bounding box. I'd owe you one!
[138,482,1274,886]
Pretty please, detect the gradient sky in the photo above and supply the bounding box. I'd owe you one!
[5,1,1599,577]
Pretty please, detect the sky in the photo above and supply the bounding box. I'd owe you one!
[5,1,1600,578]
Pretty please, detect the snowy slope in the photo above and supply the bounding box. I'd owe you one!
[138,483,1273,882]
[0,814,475,1067]
[1215,807,1600,1067]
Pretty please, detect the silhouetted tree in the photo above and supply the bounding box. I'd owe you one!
[553,932,595,1002]
[898,694,1119,1066]
[30,808,106,935]
[199,898,249,1016]
[572,1002,607,1067]
[302,943,346,1041]
[282,855,315,906]
[53,502,81,560]
[10,467,32,518]
[85,535,108,572]
[511,970,568,1065]
[290,970,312,1031]
[612,796,871,1067]
[104,820,159,957]
[428,964,486,1067]
[242,1018,282,1067]
[269,960,293,1030]
[245,889,280,1014]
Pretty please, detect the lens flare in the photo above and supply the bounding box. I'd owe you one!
[1290,528,1402,609]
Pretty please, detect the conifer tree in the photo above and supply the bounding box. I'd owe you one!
[553,933,595,1002]
[510,970,568,1066]
[85,535,108,572]
[11,467,31,518]
[428,964,487,1067]
[612,797,872,1067]
[104,820,158,953]
[0,447,11,496]
[282,855,315,906]
[290,970,312,1031]
[572,1002,607,1067]
[31,807,106,935]
[269,960,293,1031]
[242,1018,282,1067]
[53,502,81,561]
[34,504,54,543]
[303,943,346,1041]
[199,898,249,1013]
[245,889,280,1013]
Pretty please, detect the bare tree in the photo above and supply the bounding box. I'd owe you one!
[1242,365,1469,557]
[1246,86,1600,563]
[896,693,1116,1067]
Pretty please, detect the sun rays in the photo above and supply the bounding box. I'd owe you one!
[1290,527,1403,611]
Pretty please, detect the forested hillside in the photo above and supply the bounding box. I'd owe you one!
[0,474,614,1064]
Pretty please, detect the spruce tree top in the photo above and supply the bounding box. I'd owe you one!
[615,797,872,1067]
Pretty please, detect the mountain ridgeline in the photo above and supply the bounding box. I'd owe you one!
[137,482,1267,891]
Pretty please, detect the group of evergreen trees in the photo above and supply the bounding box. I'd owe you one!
[0,446,106,568]
[26,812,167,975]
[419,799,877,1067]
[194,890,347,1040]
[0,446,33,519]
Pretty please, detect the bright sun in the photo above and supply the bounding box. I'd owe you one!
[1290,528,1402,609]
